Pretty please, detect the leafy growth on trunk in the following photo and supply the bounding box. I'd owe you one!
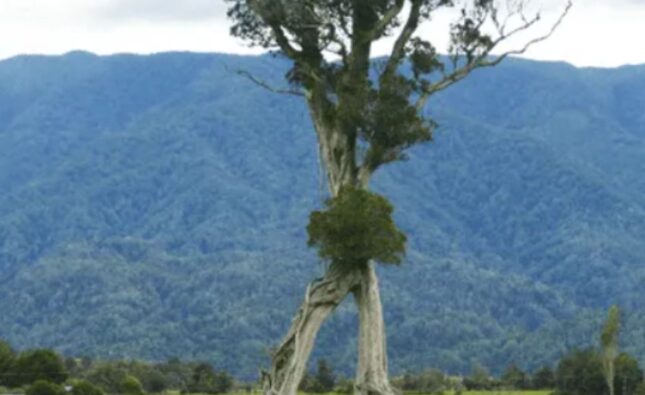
[307,186,406,267]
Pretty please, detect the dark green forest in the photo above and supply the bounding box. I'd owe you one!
[1,52,645,379]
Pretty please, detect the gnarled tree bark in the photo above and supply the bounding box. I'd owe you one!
[261,83,399,395]
[261,264,362,395]
[354,263,398,395]
[261,261,396,395]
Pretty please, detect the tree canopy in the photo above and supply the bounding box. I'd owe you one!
[227,0,572,184]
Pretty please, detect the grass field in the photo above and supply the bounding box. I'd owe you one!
[225,391,552,395]
[453,391,551,395]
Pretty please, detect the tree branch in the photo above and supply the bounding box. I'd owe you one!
[270,22,303,60]
[416,0,572,111]
[232,68,306,97]
[380,0,424,82]
[369,0,406,40]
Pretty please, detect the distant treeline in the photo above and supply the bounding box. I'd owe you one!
[0,339,233,394]
[2,337,644,395]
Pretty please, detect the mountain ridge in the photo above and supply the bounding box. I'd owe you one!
[0,52,644,379]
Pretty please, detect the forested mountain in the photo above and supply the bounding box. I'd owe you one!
[1,52,644,379]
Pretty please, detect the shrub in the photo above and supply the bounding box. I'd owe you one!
[26,381,65,395]
[121,375,145,395]
[9,349,68,387]
[71,381,104,395]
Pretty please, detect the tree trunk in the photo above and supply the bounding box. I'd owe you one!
[262,264,362,395]
[261,99,396,395]
[354,263,399,395]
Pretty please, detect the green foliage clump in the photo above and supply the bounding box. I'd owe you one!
[71,381,104,395]
[501,363,528,389]
[531,366,555,390]
[307,186,406,268]
[121,375,145,395]
[186,363,233,394]
[9,349,68,387]
[85,363,128,394]
[463,364,494,391]
[26,381,65,395]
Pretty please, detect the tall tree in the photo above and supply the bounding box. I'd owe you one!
[601,305,621,395]
[225,1,571,395]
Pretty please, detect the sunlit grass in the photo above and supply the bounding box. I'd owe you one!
[221,391,552,395]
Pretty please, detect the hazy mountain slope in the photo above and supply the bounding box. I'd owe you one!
[0,52,644,378]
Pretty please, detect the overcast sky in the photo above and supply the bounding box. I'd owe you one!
[1,0,644,68]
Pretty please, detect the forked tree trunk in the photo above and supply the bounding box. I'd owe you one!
[261,262,397,395]
[262,101,396,395]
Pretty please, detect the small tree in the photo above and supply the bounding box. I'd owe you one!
[313,359,335,393]
[212,370,234,394]
[601,305,621,395]
[71,381,105,395]
[0,340,15,387]
[121,375,145,395]
[501,363,527,390]
[141,370,167,393]
[187,363,232,394]
[555,348,605,395]
[9,349,68,387]
[531,366,555,390]
[463,364,492,390]
[157,358,193,393]
[85,362,128,394]
[26,381,65,395]
[416,369,447,393]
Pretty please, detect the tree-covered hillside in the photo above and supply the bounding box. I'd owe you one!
[0,52,644,379]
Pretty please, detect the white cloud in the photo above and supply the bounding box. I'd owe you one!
[92,0,229,21]
[0,0,644,67]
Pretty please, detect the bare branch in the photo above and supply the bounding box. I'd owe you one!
[380,0,424,82]
[485,1,573,64]
[232,68,306,97]
[416,0,572,111]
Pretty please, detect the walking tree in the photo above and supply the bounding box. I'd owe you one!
[225,1,571,395]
